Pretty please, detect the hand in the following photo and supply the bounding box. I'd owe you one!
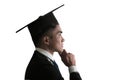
[59,49,76,67]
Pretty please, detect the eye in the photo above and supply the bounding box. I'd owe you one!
[57,31,62,37]
[56,33,61,38]
[58,33,61,35]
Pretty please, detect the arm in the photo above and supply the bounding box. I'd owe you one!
[59,50,82,80]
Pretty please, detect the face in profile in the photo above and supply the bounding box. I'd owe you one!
[48,25,64,53]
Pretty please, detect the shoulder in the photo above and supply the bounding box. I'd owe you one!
[29,50,51,65]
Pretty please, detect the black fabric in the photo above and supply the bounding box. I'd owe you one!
[25,50,82,80]
[52,60,59,69]
[70,72,82,80]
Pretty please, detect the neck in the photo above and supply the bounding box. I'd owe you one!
[38,45,54,55]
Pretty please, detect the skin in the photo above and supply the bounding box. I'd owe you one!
[48,25,64,53]
[39,25,76,67]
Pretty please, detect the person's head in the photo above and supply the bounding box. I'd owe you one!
[27,12,64,54]
[38,24,64,54]
[16,5,65,53]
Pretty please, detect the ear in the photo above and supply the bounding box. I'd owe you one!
[43,36,50,45]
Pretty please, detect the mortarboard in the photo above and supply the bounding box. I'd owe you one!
[16,4,64,47]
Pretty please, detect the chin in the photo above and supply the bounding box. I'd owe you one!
[55,48,63,53]
[58,48,64,53]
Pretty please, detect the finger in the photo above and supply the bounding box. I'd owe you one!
[59,49,67,57]
[63,49,67,54]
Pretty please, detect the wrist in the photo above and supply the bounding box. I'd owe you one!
[68,66,78,73]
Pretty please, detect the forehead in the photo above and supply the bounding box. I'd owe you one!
[55,25,62,30]
[53,25,62,32]
[47,25,62,37]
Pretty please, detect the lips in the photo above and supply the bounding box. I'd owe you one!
[61,44,64,48]
[61,43,63,47]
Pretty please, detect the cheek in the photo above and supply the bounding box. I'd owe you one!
[56,37,63,46]
[50,38,58,47]
[50,36,62,48]
[50,37,63,52]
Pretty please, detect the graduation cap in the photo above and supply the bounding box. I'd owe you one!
[16,4,64,47]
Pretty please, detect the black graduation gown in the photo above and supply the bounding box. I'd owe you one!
[25,50,82,80]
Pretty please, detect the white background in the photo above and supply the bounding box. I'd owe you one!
[0,0,120,80]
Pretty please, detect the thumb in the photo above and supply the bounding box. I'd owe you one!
[59,49,68,57]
